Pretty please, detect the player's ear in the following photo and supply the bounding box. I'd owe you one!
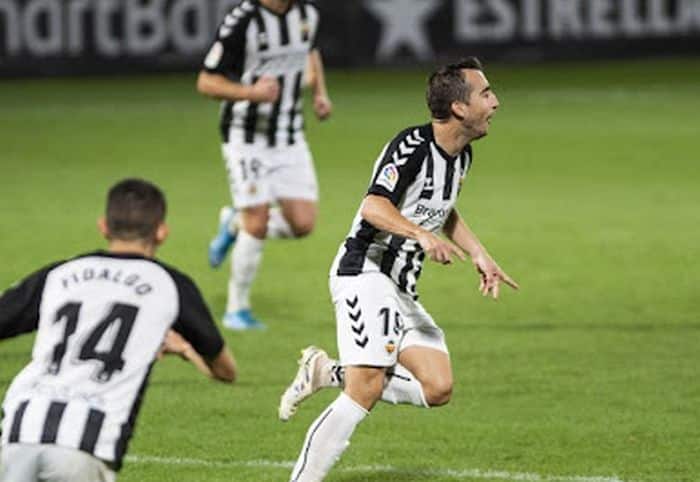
[450,100,468,121]
[155,222,169,246]
[97,216,111,240]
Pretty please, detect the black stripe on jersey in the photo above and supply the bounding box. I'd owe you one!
[443,157,456,200]
[114,362,153,471]
[244,75,260,144]
[380,235,406,278]
[8,400,29,443]
[41,401,67,443]
[398,250,417,292]
[287,72,303,145]
[253,9,269,51]
[419,149,435,199]
[337,221,380,276]
[267,75,286,147]
[79,408,106,454]
[408,251,426,298]
[297,2,309,42]
[278,14,290,46]
[220,101,235,143]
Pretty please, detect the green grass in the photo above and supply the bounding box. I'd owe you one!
[1,58,699,482]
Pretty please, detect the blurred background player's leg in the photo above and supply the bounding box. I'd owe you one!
[223,205,269,330]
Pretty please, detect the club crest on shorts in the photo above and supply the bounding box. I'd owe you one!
[376,163,399,192]
[248,184,257,195]
[385,342,396,354]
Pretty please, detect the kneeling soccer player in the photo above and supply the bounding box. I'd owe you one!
[0,179,237,482]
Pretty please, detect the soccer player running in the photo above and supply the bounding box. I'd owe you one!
[197,0,332,330]
[0,179,236,482]
[279,58,518,482]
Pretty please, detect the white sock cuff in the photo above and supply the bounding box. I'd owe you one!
[238,229,265,248]
[337,392,369,421]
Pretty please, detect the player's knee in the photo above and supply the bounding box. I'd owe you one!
[290,218,315,237]
[423,379,453,407]
[242,216,269,239]
[344,367,385,410]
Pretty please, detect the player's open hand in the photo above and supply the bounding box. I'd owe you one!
[417,230,466,265]
[249,76,280,103]
[314,94,333,120]
[472,252,518,299]
[158,330,213,377]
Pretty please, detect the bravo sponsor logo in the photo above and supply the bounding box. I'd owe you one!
[415,204,448,223]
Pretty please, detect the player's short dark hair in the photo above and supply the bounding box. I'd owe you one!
[427,57,484,120]
[106,178,166,241]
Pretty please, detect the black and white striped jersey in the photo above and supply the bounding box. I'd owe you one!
[331,124,473,299]
[202,0,320,146]
[0,251,224,470]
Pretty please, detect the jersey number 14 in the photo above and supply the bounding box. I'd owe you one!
[47,302,139,383]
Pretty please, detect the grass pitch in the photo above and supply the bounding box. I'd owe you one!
[1,58,699,482]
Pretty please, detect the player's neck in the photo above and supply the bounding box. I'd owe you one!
[432,120,471,157]
[260,0,293,14]
[107,240,156,258]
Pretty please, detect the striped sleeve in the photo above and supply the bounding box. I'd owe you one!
[202,0,255,77]
[367,127,430,205]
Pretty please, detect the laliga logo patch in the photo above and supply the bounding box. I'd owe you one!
[376,163,399,192]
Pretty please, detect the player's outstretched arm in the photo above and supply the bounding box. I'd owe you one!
[159,330,237,383]
[308,49,332,120]
[361,195,465,265]
[196,71,280,104]
[443,209,518,299]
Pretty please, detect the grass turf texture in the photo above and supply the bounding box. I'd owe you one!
[1,58,699,482]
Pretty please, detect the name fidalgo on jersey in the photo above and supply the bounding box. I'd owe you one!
[203,0,321,146]
[0,251,223,470]
[332,123,473,299]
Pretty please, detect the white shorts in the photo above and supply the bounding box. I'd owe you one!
[330,272,448,367]
[222,136,319,208]
[0,443,116,482]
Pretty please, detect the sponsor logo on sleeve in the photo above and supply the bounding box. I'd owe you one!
[376,163,399,192]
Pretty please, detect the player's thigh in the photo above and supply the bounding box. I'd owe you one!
[399,346,453,405]
[277,198,317,236]
[270,141,319,205]
[221,142,274,209]
[38,445,115,482]
[344,366,387,411]
[331,274,404,369]
[399,300,453,405]
[1,443,40,482]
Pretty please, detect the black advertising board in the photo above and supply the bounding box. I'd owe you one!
[1,0,699,76]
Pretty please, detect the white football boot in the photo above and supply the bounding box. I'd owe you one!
[279,346,332,421]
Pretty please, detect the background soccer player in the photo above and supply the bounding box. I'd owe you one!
[197,0,332,330]
[0,179,236,482]
[279,58,518,482]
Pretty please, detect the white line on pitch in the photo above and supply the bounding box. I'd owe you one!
[127,454,627,482]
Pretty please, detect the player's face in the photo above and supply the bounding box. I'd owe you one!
[462,69,499,139]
